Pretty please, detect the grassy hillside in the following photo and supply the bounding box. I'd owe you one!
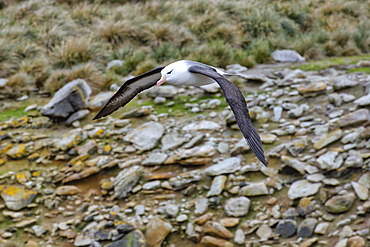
[0,0,369,96]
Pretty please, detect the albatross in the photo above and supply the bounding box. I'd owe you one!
[93,60,267,166]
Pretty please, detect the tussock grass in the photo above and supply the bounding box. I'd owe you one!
[51,36,107,69]
[0,0,369,95]
[45,62,106,94]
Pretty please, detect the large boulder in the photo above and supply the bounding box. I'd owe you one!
[41,79,92,121]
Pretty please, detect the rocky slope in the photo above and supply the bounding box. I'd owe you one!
[0,60,370,247]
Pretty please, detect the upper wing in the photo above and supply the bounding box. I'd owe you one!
[93,66,165,120]
[188,65,267,166]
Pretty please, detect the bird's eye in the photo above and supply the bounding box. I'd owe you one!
[167,69,174,74]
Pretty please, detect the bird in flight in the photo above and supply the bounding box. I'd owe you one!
[94,60,267,166]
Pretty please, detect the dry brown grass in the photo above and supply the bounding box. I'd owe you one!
[0,0,369,94]
[51,36,107,69]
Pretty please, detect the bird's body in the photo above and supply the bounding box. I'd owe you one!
[159,60,227,86]
[94,60,267,166]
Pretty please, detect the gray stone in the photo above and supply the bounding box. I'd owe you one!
[207,99,221,109]
[237,73,270,83]
[282,208,297,219]
[226,64,248,74]
[272,106,283,121]
[316,151,343,170]
[124,122,164,151]
[154,96,166,104]
[87,91,114,110]
[328,93,343,106]
[341,128,364,144]
[74,230,94,246]
[176,214,188,222]
[275,220,297,238]
[230,138,250,155]
[76,139,97,155]
[204,157,241,176]
[288,180,321,200]
[260,134,277,144]
[207,175,227,197]
[288,104,309,118]
[297,218,317,238]
[354,93,370,106]
[199,82,220,94]
[161,133,188,151]
[224,196,251,217]
[142,153,168,166]
[121,106,152,118]
[182,133,204,149]
[256,224,272,239]
[55,128,88,151]
[286,139,307,157]
[334,75,359,90]
[142,180,161,190]
[116,222,135,234]
[358,173,370,189]
[239,182,268,196]
[31,225,48,237]
[194,198,209,215]
[271,49,306,63]
[0,78,7,88]
[114,166,142,199]
[281,156,307,175]
[325,193,356,213]
[323,178,340,186]
[306,173,325,183]
[183,120,221,132]
[344,155,363,168]
[147,85,178,98]
[15,95,29,102]
[351,181,368,200]
[328,109,344,119]
[217,142,229,154]
[165,203,179,217]
[339,93,356,102]
[41,79,91,120]
[334,239,348,247]
[313,129,342,150]
[339,109,370,127]
[234,228,245,244]
[314,222,330,235]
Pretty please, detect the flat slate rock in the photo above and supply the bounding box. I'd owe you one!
[124,121,164,151]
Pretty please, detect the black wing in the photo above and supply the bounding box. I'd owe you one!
[188,65,267,166]
[93,66,165,120]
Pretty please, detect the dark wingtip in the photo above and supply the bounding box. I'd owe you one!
[92,111,106,120]
[260,157,268,167]
[246,134,268,167]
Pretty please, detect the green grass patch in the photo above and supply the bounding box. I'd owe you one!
[0,106,28,122]
[293,55,370,71]
[347,67,370,74]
